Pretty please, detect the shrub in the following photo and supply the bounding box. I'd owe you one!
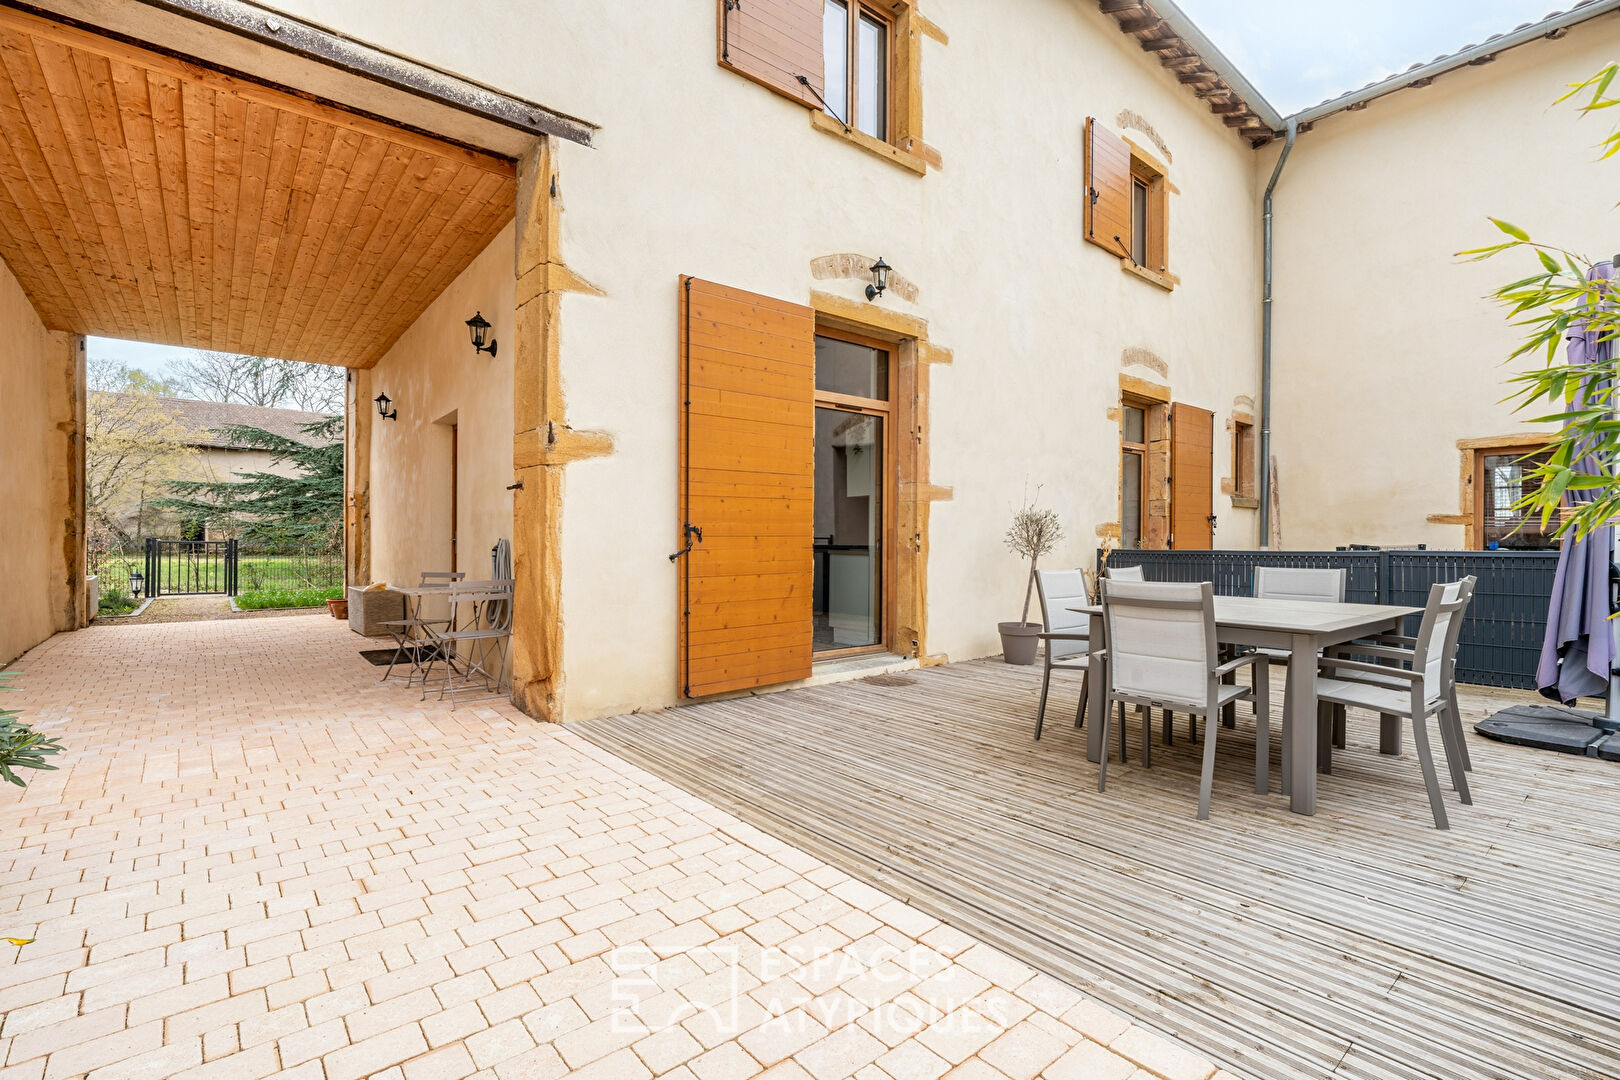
[97,587,138,617]
[0,676,62,788]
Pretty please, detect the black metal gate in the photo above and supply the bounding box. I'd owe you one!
[143,538,238,597]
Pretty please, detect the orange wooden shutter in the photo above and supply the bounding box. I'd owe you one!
[677,277,815,697]
[1170,403,1214,549]
[1085,117,1131,257]
[718,0,824,108]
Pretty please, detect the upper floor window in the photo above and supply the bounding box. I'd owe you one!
[824,1,890,141]
[1085,117,1176,291]
[718,0,927,173]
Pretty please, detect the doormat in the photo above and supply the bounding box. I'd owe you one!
[359,646,447,667]
[1475,704,1620,760]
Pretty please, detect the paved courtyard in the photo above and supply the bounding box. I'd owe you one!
[0,616,1227,1080]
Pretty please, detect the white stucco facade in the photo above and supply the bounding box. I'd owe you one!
[1264,15,1620,550]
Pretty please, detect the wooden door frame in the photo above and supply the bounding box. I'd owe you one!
[812,325,898,661]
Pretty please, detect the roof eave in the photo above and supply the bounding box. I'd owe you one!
[1146,0,1285,131]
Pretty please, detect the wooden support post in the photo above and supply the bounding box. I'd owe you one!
[507,139,613,721]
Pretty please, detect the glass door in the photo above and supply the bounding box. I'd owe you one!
[813,331,892,656]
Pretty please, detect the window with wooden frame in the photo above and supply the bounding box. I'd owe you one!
[1228,416,1256,507]
[1120,402,1147,551]
[812,328,896,658]
[822,0,890,141]
[1473,443,1557,550]
[1085,117,1174,291]
[717,0,928,172]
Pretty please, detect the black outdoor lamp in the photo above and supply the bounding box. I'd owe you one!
[465,311,498,357]
[128,569,144,598]
[374,392,397,421]
[865,256,891,301]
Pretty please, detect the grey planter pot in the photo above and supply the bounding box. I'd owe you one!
[998,621,1042,665]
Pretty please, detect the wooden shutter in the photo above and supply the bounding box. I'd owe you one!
[1085,117,1131,257]
[718,0,824,108]
[677,277,815,697]
[1169,403,1214,549]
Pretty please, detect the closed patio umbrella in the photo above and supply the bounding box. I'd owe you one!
[1536,259,1616,705]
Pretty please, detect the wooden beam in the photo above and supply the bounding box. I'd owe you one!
[1099,0,1144,13]
[1139,36,1184,53]
[1116,15,1163,33]
[1177,70,1216,84]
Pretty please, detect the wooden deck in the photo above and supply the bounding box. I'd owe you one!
[571,659,1620,1080]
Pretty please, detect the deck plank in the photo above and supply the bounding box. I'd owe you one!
[571,658,1620,1080]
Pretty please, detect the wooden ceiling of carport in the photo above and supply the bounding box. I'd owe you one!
[0,6,517,368]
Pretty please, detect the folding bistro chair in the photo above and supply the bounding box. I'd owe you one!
[381,571,465,684]
[421,579,514,709]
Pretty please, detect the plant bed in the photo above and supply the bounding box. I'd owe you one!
[94,596,152,620]
[232,586,345,611]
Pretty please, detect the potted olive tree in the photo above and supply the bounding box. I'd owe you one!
[999,501,1062,665]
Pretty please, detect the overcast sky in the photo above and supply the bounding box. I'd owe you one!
[1176,0,1570,115]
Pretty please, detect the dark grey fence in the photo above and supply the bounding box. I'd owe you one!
[1103,549,1562,690]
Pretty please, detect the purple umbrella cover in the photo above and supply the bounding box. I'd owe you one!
[1537,260,1616,704]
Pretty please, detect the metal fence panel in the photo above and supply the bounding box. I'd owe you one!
[1101,548,1562,690]
[1385,551,1559,689]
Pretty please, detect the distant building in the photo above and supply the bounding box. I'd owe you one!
[89,393,335,541]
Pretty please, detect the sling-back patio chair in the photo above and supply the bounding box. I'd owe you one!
[1109,564,1145,582]
[381,570,466,685]
[1098,579,1271,818]
[421,579,514,709]
[1335,576,1477,771]
[1033,570,1096,741]
[1313,579,1473,829]
[1248,566,1348,756]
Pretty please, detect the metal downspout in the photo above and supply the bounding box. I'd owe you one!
[1258,117,1297,548]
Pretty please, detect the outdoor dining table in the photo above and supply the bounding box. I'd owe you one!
[1072,595,1420,815]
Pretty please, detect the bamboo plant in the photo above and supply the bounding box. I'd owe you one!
[1461,63,1620,542]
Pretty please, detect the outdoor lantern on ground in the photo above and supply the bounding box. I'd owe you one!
[865,257,891,301]
[466,311,498,357]
[374,392,397,421]
[129,570,143,598]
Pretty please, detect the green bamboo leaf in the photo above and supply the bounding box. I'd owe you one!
[1491,218,1531,241]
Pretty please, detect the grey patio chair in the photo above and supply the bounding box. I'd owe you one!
[1329,575,1477,772]
[381,570,467,684]
[422,579,514,709]
[1034,570,1094,740]
[1098,579,1271,818]
[1249,566,1347,740]
[1108,564,1145,581]
[1314,579,1473,829]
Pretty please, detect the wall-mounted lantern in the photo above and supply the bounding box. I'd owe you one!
[865,256,891,301]
[129,569,144,598]
[466,311,498,357]
[374,392,397,421]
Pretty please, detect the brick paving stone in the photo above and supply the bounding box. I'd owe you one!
[0,618,1225,1080]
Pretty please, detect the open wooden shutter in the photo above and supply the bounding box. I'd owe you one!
[718,0,824,108]
[677,277,815,697]
[1169,403,1214,549]
[1085,117,1131,257]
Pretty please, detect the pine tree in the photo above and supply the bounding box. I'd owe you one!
[154,417,344,548]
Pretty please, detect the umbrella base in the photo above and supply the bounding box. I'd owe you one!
[1475,704,1620,757]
